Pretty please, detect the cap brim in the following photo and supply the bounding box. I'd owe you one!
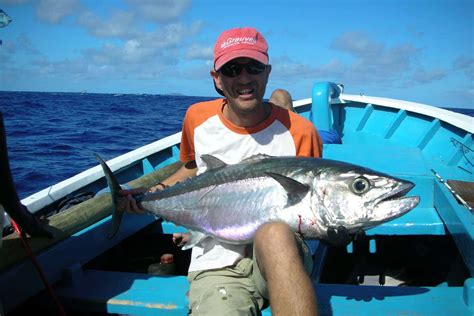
[215,49,268,70]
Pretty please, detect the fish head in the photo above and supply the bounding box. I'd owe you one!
[312,161,420,233]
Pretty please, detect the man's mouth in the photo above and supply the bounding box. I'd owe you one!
[237,88,255,96]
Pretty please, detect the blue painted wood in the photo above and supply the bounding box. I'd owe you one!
[0,213,157,312]
[417,119,441,150]
[311,82,333,131]
[384,109,407,139]
[433,181,474,276]
[142,158,154,174]
[356,104,374,131]
[464,278,474,313]
[448,133,474,168]
[154,145,180,170]
[316,282,473,316]
[54,269,474,315]
[56,270,189,315]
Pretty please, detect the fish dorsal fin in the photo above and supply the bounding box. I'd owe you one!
[201,154,227,170]
[265,172,310,206]
[240,153,272,164]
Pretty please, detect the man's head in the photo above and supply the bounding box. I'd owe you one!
[211,27,272,113]
[213,27,269,71]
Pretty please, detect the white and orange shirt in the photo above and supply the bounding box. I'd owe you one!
[179,98,323,272]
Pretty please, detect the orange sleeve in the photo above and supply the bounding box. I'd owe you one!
[279,108,323,158]
[179,108,196,163]
[179,99,225,162]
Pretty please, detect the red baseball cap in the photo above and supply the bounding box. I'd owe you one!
[214,27,269,70]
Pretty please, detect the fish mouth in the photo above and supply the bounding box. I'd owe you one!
[378,180,414,202]
[374,180,420,218]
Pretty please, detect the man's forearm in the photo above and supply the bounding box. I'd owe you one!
[160,160,197,187]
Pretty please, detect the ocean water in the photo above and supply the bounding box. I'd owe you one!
[0,91,472,199]
[0,91,212,199]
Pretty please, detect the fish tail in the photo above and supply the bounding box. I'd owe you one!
[95,154,124,239]
[0,112,52,239]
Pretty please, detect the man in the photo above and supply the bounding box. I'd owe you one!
[124,27,322,315]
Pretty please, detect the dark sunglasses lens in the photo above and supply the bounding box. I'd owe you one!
[246,62,266,74]
[220,61,266,77]
[220,63,242,77]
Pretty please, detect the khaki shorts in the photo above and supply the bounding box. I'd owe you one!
[187,235,312,315]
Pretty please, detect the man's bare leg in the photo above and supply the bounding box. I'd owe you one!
[254,222,318,315]
[269,89,294,112]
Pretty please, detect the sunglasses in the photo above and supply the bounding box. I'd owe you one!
[218,61,267,77]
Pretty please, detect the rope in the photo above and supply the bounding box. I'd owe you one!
[11,219,67,315]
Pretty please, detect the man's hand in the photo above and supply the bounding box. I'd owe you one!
[324,226,365,247]
[172,232,191,248]
[118,188,148,214]
[118,181,170,214]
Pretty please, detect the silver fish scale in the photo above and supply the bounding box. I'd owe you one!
[142,176,299,243]
[144,156,327,201]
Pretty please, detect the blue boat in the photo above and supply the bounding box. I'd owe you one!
[1,82,473,315]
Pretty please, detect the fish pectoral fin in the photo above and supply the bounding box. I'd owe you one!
[201,155,227,170]
[195,185,218,204]
[265,172,310,206]
[182,230,208,250]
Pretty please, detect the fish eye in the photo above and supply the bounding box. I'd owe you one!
[350,177,370,194]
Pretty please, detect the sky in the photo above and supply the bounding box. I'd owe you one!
[0,0,473,109]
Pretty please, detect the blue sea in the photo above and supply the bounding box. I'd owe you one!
[0,91,212,199]
[0,91,473,199]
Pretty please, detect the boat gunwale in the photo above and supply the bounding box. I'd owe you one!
[21,133,182,213]
[336,94,474,133]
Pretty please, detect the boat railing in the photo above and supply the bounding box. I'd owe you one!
[22,132,182,213]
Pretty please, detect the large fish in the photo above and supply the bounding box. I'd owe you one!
[97,154,419,248]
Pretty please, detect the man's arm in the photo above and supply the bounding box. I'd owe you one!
[149,160,197,191]
[120,160,197,213]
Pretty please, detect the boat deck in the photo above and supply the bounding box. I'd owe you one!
[51,269,474,315]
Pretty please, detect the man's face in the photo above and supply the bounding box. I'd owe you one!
[212,57,271,114]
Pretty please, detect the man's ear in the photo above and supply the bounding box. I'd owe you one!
[210,70,223,91]
[266,64,272,78]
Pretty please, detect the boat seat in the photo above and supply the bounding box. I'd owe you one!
[54,267,275,315]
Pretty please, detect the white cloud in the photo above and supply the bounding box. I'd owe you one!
[185,44,213,60]
[331,31,384,57]
[453,55,474,80]
[270,31,428,90]
[35,0,80,24]
[16,33,41,55]
[22,21,204,82]
[331,32,419,80]
[412,68,447,84]
[77,10,140,39]
[124,0,191,22]
[1,0,205,90]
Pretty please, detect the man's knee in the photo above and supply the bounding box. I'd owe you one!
[255,222,296,251]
